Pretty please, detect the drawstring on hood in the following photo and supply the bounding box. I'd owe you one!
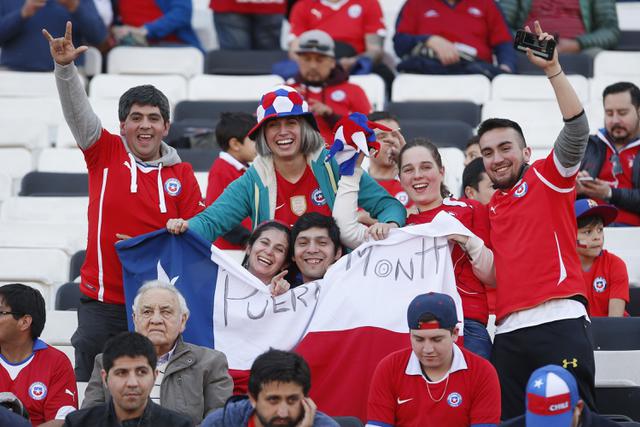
[157,162,166,213]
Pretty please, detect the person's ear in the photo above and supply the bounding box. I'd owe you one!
[100,369,108,386]
[120,122,126,136]
[464,185,475,199]
[523,146,532,162]
[333,246,343,261]
[248,393,257,408]
[228,137,242,152]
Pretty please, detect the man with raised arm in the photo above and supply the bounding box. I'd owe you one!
[42,22,204,381]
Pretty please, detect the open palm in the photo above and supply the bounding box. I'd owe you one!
[42,21,88,66]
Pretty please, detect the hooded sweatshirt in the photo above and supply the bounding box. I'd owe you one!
[55,63,204,304]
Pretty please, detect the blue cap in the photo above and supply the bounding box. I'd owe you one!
[574,198,617,226]
[407,292,458,330]
[526,365,579,427]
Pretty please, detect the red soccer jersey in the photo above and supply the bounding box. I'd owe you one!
[594,134,640,226]
[377,179,413,208]
[206,153,252,250]
[582,250,630,317]
[406,198,490,325]
[119,0,179,42]
[274,165,332,226]
[367,346,501,427]
[210,0,286,14]
[0,340,77,425]
[524,0,586,41]
[488,151,586,322]
[289,0,386,53]
[289,81,372,145]
[395,0,512,64]
[81,130,204,304]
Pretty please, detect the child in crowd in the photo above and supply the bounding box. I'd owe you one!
[206,112,257,249]
[575,198,629,317]
[464,135,481,166]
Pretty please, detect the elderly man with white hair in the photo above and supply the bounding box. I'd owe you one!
[82,281,233,425]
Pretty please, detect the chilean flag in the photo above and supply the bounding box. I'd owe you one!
[116,212,468,420]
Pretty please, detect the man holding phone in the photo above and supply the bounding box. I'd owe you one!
[201,349,338,427]
[478,21,596,420]
[578,82,640,226]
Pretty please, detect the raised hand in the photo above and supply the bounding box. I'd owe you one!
[42,21,88,66]
[524,21,560,74]
[269,270,291,296]
[21,0,46,18]
[296,397,317,427]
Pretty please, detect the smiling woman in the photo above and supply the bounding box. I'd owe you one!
[242,221,292,295]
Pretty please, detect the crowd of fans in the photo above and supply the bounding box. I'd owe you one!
[0,0,639,426]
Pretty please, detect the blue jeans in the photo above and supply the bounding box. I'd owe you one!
[463,318,492,360]
[214,13,283,50]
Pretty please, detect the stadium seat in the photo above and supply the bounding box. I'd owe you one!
[167,118,218,148]
[2,148,33,180]
[617,31,640,51]
[84,46,103,77]
[40,310,76,345]
[399,119,473,150]
[391,74,492,104]
[591,317,640,351]
[188,74,284,100]
[0,71,67,98]
[77,382,88,407]
[37,148,87,173]
[174,100,257,121]
[55,98,122,147]
[596,386,640,421]
[69,249,86,282]
[594,51,640,78]
[195,172,208,198]
[192,0,217,51]
[0,172,11,203]
[204,49,289,75]
[387,101,481,127]
[589,76,640,105]
[19,172,88,196]
[439,147,465,198]
[0,197,88,223]
[55,282,82,311]
[0,98,64,131]
[176,148,219,172]
[378,0,403,63]
[0,222,87,255]
[349,74,386,110]
[617,2,640,31]
[491,74,589,103]
[333,416,364,427]
[515,53,593,77]
[604,228,640,287]
[89,74,188,110]
[107,46,204,78]
[629,288,640,317]
[595,350,640,387]
[0,119,49,150]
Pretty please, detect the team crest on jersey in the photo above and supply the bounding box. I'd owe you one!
[290,195,307,216]
[514,182,528,198]
[331,90,346,102]
[29,382,47,400]
[593,276,607,293]
[467,7,483,16]
[396,191,409,206]
[447,392,462,407]
[164,178,182,196]
[348,4,362,18]
[311,188,327,206]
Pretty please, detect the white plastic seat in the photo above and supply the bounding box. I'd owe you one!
[0,98,65,130]
[595,350,640,387]
[392,74,491,104]
[107,47,204,79]
[195,171,208,198]
[589,76,640,106]
[594,51,640,78]
[604,228,640,286]
[440,147,464,198]
[89,74,188,110]
[0,197,89,223]
[492,74,589,103]
[192,1,217,51]
[0,71,64,98]
[349,74,386,110]
[0,119,49,150]
[0,222,87,255]
[56,98,122,147]
[37,148,87,173]
[56,345,75,367]
[41,311,77,346]
[379,0,402,63]
[1,148,33,179]
[617,2,640,31]
[0,172,11,202]
[187,74,284,100]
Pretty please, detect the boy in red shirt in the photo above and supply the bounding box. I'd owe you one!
[575,199,629,317]
[206,112,257,249]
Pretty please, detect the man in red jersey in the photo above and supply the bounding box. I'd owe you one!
[0,284,77,427]
[44,23,204,381]
[477,22,595,420]
[366,292,501,427]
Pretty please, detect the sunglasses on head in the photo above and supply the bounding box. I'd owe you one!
[300,41,331,51]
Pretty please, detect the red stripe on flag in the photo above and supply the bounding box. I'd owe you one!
[527,393,572,415]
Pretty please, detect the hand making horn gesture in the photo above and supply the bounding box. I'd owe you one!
[42,21,88,66]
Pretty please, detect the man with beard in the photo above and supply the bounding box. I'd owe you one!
[289,29,371,143]
[477,22,596,420]
[578,82,640,226]
[201,349,338,427]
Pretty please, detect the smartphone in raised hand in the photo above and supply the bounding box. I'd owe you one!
[514,29,556,60]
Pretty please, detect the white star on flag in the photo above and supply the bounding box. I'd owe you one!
[534,379,544,389]
[157,261,179,285]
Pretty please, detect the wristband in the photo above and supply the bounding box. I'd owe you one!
[547,69,563,80]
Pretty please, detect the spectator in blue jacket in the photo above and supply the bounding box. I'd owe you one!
[112,0,203,51]
[0,0,107,71]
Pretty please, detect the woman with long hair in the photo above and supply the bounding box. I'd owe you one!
[242,221,292,296]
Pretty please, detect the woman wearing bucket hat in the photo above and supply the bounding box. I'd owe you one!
[167,85,405,241]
